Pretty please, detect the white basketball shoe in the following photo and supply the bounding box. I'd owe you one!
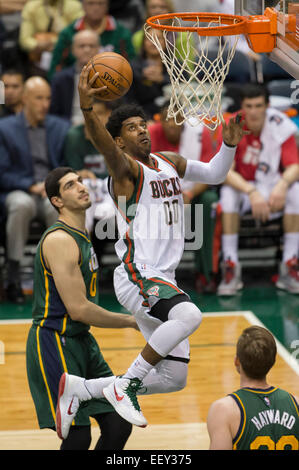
[103,376,148,427]
[56,373,92,440]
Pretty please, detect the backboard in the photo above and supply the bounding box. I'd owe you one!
[235,0,299,78]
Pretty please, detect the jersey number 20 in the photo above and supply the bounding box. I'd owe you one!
[250,435,298,450]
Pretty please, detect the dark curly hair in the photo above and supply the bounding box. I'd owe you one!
[106,103,147,138]
[45,166,76,212]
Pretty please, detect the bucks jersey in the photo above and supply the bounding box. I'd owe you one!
[109,152,185,274]
[32,220,99,336]
[230,386,299,450]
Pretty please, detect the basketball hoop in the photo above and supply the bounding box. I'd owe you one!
[145,8,277,130]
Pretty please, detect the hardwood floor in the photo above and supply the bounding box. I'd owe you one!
[0,312,298,450]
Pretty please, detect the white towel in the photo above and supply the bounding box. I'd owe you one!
[255,108,297,197]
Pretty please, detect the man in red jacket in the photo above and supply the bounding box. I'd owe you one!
[217,84,299,295]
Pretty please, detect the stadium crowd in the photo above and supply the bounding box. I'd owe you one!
[0,0,298,304]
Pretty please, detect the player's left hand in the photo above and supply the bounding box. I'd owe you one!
[78,64,107,109]
[222,113,251,147]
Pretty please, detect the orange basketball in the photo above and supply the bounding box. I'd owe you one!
[88,52,133,101]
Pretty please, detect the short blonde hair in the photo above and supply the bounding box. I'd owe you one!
[236,326,277,380]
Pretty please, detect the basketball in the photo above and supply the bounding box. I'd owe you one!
[88,52,133,101]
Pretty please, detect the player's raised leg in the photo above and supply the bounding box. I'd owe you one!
[103,300,202,425]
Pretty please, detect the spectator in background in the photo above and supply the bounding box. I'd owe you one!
[0,18,6,65]
[64,99,117,260]
[215,0,261,62]
[64,99,117,181]
[48,0,136,81]
[19,0,83,76]
[126,28,170,120]
[1,0,27,14]
[217,84,299,296]
[133,0,196,70]
[0,76,70,304]
[0,4,28,74]
[108,0,145,33]
[0,69,25,118]
[148,102,218,292]
[50,30,100,125]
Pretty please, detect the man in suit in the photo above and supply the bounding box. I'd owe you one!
[50,30,100,125]
[0,76,70,304]
[0,69,25,118]
[48,0,135,80]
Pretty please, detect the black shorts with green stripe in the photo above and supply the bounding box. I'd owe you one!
[26,324,114,429]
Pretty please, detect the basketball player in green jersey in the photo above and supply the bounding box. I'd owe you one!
[26,166,139,450]
[207,326,299,450]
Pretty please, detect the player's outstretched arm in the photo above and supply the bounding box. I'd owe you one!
[78,64,137,184]
[42,230,138,330]
[164,114,250,184]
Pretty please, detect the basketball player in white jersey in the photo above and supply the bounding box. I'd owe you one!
[56,64,249,439]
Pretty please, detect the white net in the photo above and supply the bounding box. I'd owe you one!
[144,16,239,130]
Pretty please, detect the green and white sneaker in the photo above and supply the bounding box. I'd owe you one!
[103,377,148,427]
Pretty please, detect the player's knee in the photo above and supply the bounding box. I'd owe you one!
[169,302,202,336]
[220,184,240,213]
[189,305,202,331]
[285,182,299,214]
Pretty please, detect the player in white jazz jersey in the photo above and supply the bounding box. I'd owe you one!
[55,65,250,439]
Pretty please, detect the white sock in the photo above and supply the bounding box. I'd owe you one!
[221,234,239,263]
[124,353,153,381]
[84,376,115,399]
[283,232,299,263]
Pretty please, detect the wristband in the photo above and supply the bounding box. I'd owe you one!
[81,106,93,112]
[223,141,237,148]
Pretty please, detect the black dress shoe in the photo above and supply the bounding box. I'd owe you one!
[6,282,25,305]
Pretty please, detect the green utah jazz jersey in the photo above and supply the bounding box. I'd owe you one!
[230,387,299,450]
[32,220,99,336]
